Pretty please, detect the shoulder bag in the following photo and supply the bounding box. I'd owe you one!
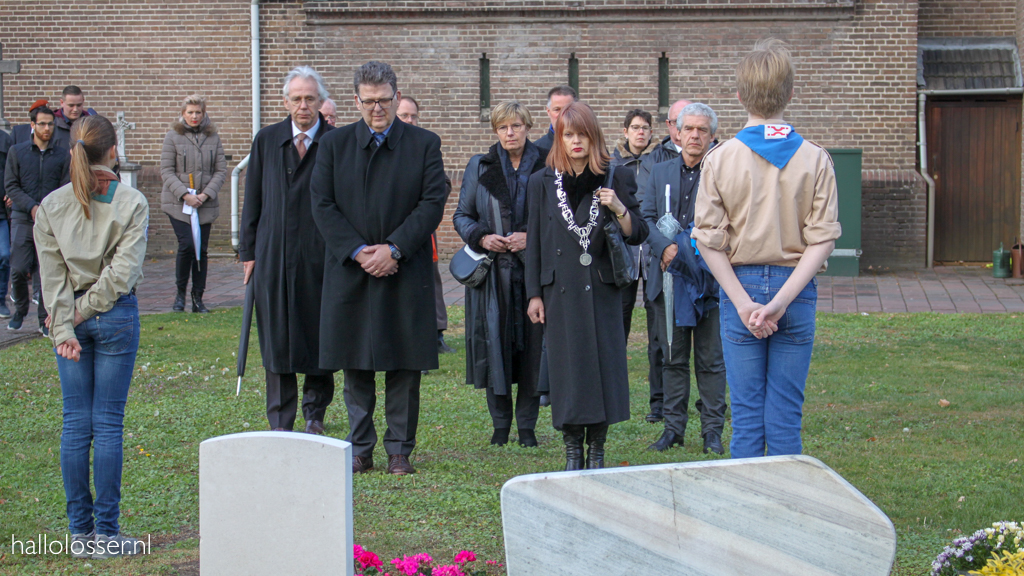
[450,192,503,288]
[601,165,639,288]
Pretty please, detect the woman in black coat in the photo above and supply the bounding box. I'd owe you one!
[453,101,547,448]
[525,102,648,470]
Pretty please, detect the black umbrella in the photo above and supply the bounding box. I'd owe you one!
[236,278,255,396]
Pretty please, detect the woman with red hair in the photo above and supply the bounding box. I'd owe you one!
[525,102,648,470]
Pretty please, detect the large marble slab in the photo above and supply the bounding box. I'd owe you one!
[200,432,353,576]
[501,455,895,576]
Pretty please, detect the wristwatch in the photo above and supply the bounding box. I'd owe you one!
[388,243,402,260]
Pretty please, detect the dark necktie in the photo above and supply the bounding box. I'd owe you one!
[373,132,385,148]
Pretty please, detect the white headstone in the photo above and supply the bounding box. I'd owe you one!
[501,455,895,576]
[200,432,354,576]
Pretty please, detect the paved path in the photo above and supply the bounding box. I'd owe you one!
[4,258,1024,350]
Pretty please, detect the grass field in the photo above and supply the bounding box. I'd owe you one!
[0,307,1022,575]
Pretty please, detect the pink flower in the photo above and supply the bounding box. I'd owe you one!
[431,565,466,576]
[454,550,476,564]
[414,552,434,564]
[354,544,364,556]
[391,556,421,576]
[358,551,383,570]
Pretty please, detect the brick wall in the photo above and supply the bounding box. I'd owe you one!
[860,169,928,270]
[919,0,1017,37]
[1,0,929,266]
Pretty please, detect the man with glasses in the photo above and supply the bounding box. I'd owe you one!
[240,66,337,435]
[320,98,338,127]
[310,61,449,476]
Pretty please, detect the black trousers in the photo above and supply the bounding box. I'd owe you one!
[485,384,540,430]
[644,281,664,411]
[652,294,727,437]
[343,369,421,458]
[169,217,211,294]
[265,370,335,430]
[10,220,44,321]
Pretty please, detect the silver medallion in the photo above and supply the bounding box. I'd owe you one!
[580,253,593,266]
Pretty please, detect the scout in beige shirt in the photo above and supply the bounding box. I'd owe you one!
[34,164,148,348]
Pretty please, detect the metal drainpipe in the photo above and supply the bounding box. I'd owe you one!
[918,92,936,269]
[232,0,260,253]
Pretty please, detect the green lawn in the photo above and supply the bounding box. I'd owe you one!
[0,308,1022,575]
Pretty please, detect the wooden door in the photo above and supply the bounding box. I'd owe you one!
[927,96,1022,263]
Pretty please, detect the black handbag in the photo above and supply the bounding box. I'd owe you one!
[450,194,503,288]
[601,165,639,288]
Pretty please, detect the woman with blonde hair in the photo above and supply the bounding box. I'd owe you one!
[525,102,648,469]
[454,101,547,447]
[160,94,226,312]
[34,115,149,559]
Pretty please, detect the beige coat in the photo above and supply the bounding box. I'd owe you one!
[160,117,226,225]
[692,128,841,270]
[34,165,149,347]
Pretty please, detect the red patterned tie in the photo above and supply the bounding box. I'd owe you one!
[295,134,307,159]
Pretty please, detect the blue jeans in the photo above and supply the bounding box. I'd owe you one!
[719,265,816,459]
[0,219,10,299]
[55,293,140,536]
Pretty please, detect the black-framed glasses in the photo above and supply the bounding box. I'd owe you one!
[359,96,395,111]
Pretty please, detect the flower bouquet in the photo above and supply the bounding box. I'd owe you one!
[931,521,1023,576]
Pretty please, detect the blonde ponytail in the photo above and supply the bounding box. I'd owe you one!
[68,116,118,220]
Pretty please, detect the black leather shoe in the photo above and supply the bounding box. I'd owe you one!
[191,291,210,313]
[648,429,684,452]
[305,420,325,435]
[490,427,510,446]
[702,432,724,455]
[645,407,664,423]
[518,428,538,447]
[539,394,550,407]
[438,330,455,354]
[585,424,608,469]
[172,290,185,312]
[353,455,374,474]
[562,425,585,471]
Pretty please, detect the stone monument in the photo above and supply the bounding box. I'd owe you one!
[200,432,354,576]
[501,455,896,576]
[114,111,141,188]
[0,43,22,134]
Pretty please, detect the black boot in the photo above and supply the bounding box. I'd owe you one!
[191,291,210,313]
[438,330,455,354]
[585,423,608,469]
[562,425,585,471]
[518,428,538,448]
[173,289,186,312]
[490,427,510,446]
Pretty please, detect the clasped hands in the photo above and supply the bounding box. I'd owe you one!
[736,300,784,339]
[355,244,398,277]
[183,189,207,209]
[480,232,526,253]
[47,310,86,362]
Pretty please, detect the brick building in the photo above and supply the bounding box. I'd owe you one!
[1,0,1021,269]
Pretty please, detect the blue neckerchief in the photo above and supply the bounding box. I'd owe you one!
[733,124,804,170]
[497,143,539,231]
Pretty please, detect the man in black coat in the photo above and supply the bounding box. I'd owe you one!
[239,66,336,434]
[310,61,449,476]
[4,105,69,333]
[532,85,577,155]
[0,128,12,320]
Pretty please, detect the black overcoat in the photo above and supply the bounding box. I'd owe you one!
[452,142,545,396]
[239,115,333,375]
[310,118,449,372]
[524,166,648,428]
